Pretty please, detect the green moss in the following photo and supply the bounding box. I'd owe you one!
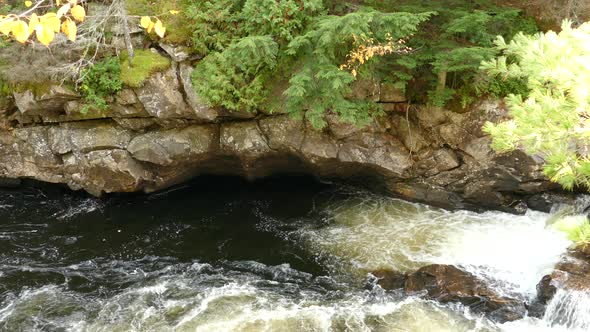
[119,50,171,88]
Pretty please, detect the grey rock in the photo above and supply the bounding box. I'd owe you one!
[13,85,78,115]
[136,63,193,119]
[128,125,216,166]
[178,63,220,122]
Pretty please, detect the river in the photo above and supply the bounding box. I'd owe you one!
[0,176,588,331]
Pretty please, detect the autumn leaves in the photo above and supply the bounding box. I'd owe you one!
[140,16,166,38]
[0,0,85,46]
[0,0,170,47]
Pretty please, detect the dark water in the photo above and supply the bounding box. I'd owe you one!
[0,176,586,331]
[0,177,335,296]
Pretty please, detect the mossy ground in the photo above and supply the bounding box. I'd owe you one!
[119,49,171,88]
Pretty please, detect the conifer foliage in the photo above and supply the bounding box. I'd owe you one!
[483,21,590,190]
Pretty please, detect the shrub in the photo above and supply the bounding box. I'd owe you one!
[80,58,122,112]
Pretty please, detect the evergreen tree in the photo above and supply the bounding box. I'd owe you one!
[483,20,590,190]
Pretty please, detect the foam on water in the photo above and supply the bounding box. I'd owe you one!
[294,196,571,297]
[1,183,589,331]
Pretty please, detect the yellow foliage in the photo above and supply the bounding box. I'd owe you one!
[12,20,30,43]
[1,1,167,45]
[57,4,71,19]
[61,18,76,42]
[154,19,165,38]
[70,5,85,22]
[29,13,40,31]
[35,23,54,46]
[340,33,411,77]
[140,16,151,29]
[0,18,14,36]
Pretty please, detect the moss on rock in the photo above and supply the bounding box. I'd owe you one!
[119,50,171,88]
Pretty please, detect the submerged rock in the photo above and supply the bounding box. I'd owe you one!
[402,264,527,323]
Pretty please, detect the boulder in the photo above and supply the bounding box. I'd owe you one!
[372,269,407,290]
[135,64,194,119]
[127,125,217,166]
[63,150,151,196]
[404,264,527,323]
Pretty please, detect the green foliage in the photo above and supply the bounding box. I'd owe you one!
[241,0,324,42]
[285,9,432,127]
[553,216,590,247]
[119,50,171,88]
[185,0,244,55]
[80,58,122,112]
[187,0,539,126]
[483,21,590,190]
[193,36,279,112]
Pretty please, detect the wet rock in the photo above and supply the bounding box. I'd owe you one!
[404,264,527,323]
[537,275,558,304]
[547,250,590,291]
[372,269,407,290]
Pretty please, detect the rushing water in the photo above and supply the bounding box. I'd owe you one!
[0,176,588,331]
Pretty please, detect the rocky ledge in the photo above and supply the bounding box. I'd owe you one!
[0,55,571,213]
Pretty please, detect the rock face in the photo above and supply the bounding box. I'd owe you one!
[0,62,571,212]
[404,265,527,323]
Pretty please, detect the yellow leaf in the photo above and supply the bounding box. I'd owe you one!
[24,1,32,8]
[35,23,54,46]
[154,19,165,38]
[57,3,70,19]
[29,13,40,31]
[64,19,76,42]
[0,19,14,36]
[71,5,85,22]
[146,21,155,33]
[42,15,61,33]
[140,16,151,29]
[12,20,30,43]
[56,0,60,5]
[169,10,179,15]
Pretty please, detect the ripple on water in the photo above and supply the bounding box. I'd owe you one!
[0,260,496,332]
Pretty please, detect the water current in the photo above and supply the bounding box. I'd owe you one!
[0,176,588,331]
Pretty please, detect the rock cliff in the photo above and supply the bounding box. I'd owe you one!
[0,52,570,213]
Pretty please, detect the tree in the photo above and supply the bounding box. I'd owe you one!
[482,20,590,190]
